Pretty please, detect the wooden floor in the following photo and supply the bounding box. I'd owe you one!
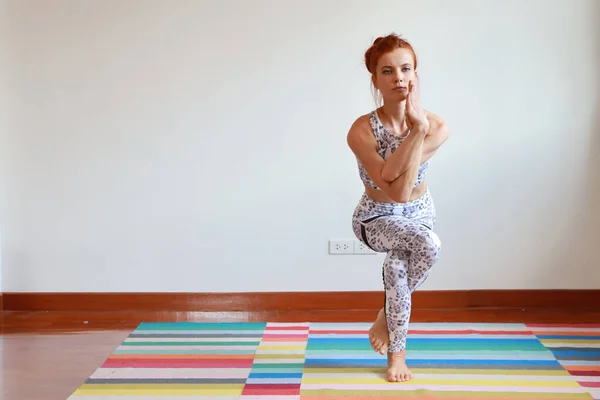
[2,308,600,400]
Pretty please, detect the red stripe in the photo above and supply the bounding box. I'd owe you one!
[579,381,600,388]
[242,384,300,396]
[102,359,253,368]
[569,370,600,376]
[242,388,301,395]
[243,384,300,389]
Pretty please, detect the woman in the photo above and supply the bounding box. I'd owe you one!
[347,33,449,383]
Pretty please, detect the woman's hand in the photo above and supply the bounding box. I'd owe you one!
[405,74,429,134]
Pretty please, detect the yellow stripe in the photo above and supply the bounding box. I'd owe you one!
[73,383,243,396]
[540,339,600,344]
[74,388,243,395]
[254,353,305,359]
[301,377,581,387]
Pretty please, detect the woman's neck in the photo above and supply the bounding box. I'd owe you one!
[379,101,408,135]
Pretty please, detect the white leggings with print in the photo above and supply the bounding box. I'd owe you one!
[352,188,441,353]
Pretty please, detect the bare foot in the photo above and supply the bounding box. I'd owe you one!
[368,308,389,355]
[387,350,412,382]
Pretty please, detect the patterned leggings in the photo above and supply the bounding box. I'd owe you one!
[352,188,441,353]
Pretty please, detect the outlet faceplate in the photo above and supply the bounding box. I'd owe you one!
[329,240,354,254]
[354,240,376,254]
[329,239,377,255]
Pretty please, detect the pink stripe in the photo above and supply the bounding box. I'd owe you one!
[265,326,309,331]
[526,323,600,328]
[91,367,250,379]
[102,359,253,368]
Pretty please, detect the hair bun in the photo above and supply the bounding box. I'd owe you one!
[364,33,417,75]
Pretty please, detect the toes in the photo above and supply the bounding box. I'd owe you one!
[369,336,377,347]
[387,371,411,383]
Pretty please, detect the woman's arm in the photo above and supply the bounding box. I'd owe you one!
[421,111,450,163]
[379,128,427,182]
[380,111,450,181]
[347,115,427,203]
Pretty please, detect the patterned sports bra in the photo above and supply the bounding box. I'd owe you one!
[356,110,430,190]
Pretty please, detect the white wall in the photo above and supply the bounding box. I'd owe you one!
[1,0,599,292]
[0,0,11,292]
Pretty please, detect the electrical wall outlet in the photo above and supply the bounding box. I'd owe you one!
[329,240,354,254]
[354,240,376,254]
[329,239,377,255]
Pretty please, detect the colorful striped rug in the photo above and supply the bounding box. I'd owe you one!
[67,322,600,399]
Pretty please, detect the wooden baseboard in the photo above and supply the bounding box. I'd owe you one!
[1,290,599,312]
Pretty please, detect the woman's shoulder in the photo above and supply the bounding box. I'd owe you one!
[347,112,378,149]
[348,112,375,134]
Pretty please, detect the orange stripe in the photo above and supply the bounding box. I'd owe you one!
[565,365,600,371]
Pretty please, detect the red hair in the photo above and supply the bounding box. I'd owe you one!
[364,33,418,74]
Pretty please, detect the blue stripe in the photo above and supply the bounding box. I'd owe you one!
[248,373,303,379]
[304,358,561,366]
[552,350,600,356]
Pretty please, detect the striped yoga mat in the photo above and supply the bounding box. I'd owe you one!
[68,322,600,399]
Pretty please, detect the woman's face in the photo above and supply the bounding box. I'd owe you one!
[373,48,416,102]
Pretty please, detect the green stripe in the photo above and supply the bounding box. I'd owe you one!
[251,363,305,369]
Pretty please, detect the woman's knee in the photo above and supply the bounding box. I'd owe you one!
[415,226,441,262]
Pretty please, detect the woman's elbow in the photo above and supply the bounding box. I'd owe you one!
[381,169,399,183]
[388,186,412,203]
